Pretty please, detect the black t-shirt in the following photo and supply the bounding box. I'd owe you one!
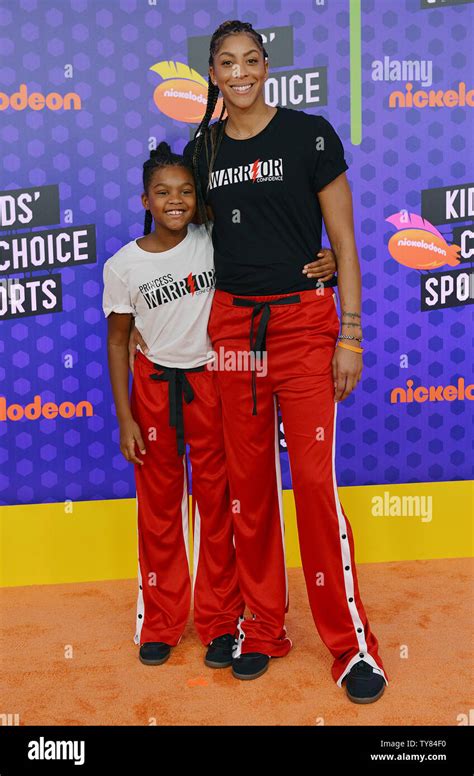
[183,106,349,295]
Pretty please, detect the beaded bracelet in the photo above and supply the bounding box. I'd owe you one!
[339,334,363,342]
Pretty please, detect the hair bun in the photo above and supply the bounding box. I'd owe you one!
[156,141,171,154]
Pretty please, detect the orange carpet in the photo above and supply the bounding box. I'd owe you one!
[1,558,472,726]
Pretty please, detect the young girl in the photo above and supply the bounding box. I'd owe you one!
[102,142,245,668]
[143,20,388,702]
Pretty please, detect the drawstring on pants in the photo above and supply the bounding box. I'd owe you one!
[149,362,206,455]
[232,294,301,415]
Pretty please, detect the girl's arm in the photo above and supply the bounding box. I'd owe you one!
[107,312,133,421]
[107,312,146,465]
[302,247,337,281]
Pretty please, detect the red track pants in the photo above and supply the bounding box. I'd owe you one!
[207,287,389,687]
[130,350,244,648]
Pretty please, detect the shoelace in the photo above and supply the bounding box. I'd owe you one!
[212,633,237,648]
[352,660,374,676]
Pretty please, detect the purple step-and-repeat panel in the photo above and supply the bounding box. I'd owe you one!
[0,0,473,506]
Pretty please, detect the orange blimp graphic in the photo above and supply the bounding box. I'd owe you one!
[150,61,225,124]
[386,211,460,270]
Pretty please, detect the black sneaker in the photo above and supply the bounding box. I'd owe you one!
[205,633,236,668]
[343,660,386,703]
[139,642,171,666]
[232,652,270,680]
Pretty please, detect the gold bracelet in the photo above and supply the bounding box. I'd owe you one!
[337,340,363,354]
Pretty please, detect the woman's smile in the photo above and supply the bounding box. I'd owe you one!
[229,83,254,94]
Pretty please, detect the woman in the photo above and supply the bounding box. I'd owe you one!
[131,20,388,703]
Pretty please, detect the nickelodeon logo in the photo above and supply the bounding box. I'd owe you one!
[386,211,460,271]
[391,378,474,404]
[0,395,93,421]
[389,81,473,109]
[150,61,225,123]
[0,84,81,111]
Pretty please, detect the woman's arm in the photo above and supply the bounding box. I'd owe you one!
[317,172,363,402]
[318,173,361,317]
[107,312,146,464]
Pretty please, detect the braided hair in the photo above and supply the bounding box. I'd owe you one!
[142,141,193,235]
[191,20,269,236]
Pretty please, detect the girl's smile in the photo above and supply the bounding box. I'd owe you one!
[164,209,187,219]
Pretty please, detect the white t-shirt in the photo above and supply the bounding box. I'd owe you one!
[102,223,215,368]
